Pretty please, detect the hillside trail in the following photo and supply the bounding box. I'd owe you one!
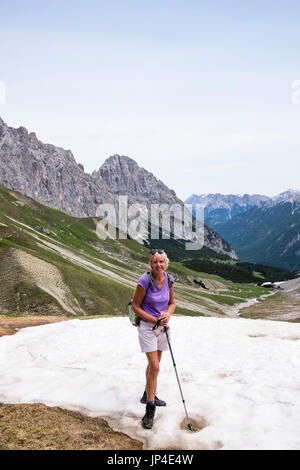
[239,277,300,322]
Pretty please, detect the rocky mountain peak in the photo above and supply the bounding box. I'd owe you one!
[95,153,179,205]
[271,189,300,205]
[0,116,237,258]
[0,116,114,217]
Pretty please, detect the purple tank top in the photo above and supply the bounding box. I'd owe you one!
[137,272,174,320]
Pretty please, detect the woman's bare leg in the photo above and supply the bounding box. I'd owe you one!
[145,350,163,401]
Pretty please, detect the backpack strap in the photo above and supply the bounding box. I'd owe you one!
[146,271,174,290]
[167,272,174,288]
[146,271,154,290]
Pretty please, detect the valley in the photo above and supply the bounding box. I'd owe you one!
[0,184,282,321]
[240,277,300,322]
[186,191,300,272]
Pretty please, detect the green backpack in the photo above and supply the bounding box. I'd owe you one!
[128,271,174,326]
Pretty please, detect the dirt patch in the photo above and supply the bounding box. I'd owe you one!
[0,315,143,450]
[179,415,208,433]
[217,372,232,378]
[240,289,300,322]
[0,403,142,450]
[248,334,267,338]
[12,248,85,315]
[279,335,300,341]
[0,247,77,316]
[0,315,69,337]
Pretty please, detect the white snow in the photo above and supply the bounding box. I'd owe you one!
[0,316,300,450]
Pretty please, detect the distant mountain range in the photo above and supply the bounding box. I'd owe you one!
[2,115,299,270]
[185,191,300,271]
[185,193,271,231]
[0,116,236,260]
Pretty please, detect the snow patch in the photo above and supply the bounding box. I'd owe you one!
[0,317,299,450]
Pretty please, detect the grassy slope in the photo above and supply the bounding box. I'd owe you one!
[0,184,273,318]
[0,403,142,450]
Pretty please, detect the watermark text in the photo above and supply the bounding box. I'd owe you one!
[95,196,204,251]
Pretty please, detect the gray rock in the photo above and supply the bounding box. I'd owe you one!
[96,154,237,258]
[0,116,237,259]
[0,116,115,218]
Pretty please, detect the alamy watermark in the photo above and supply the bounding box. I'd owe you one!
[0,80,6,104]
[95,196,204,251]
[291,80,300,104]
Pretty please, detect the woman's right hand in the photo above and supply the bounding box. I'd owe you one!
[158,312,170,327]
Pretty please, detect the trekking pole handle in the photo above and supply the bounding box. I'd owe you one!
[152,319,161,331]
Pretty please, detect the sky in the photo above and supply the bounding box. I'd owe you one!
[1,0,300,201]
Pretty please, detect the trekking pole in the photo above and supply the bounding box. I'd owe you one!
[164,326,193,431]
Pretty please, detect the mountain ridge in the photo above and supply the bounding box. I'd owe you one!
[0,116,237,259]
[185,190,300,270]
[215,199,300,271]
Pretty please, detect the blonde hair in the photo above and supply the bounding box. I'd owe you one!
[148,251,169,270]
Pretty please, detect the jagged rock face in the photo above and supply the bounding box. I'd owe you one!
[94,154,180,206]
[95,155,238,259]
[270,189,300,206]
[0,117,237,258]
[0,117,114,217]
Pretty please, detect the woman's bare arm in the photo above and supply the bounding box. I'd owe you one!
[159,285,176,326]
[166,285,176,315]
[132,285,157,324]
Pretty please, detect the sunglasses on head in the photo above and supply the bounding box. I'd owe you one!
[150,249,165,255]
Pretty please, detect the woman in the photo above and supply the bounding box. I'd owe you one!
[132,249,176,429]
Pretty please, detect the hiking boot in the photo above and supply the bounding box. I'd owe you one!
[140,390,166,406]
[142,403,156,429]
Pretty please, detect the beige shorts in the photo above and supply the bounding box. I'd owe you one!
[138,320,170,353]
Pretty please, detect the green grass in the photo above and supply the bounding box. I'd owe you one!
[0,183,294,320]
[199,292,247,306]
[175,307,208,317]
[12,237,132,315]
[13,281,63,314]
[225,284,270,298]
[60,262,132,316]
[0,313,22,318]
